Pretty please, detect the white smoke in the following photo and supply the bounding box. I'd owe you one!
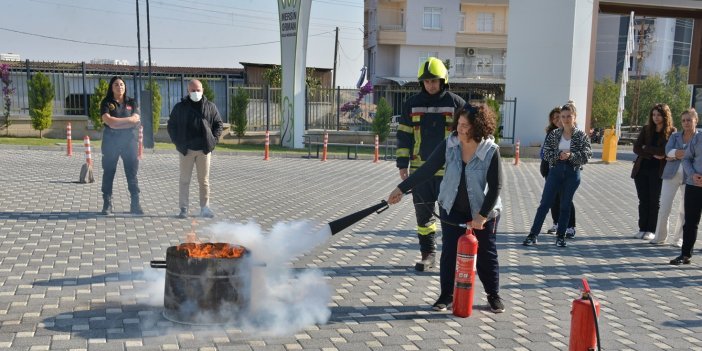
[136,220,333,336]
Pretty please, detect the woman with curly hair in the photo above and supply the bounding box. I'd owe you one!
[632,103,675,241]
[523,101,592,247]
[387,103,504,313]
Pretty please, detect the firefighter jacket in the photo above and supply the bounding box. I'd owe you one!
[396,89,465,175]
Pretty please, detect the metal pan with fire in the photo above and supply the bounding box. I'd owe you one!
[149,200,389,324]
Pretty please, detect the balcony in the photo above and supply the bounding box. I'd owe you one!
[456,32,507,49]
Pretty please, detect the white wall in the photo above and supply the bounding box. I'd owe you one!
[504,0,593,146]
[405,0,459,47]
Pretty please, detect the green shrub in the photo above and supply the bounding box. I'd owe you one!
[372,97,392,142]
[145,79,162,130]
[230,87,249,137]
[89,79,108,131]
[201,79,215,102]
[28,72,54,138]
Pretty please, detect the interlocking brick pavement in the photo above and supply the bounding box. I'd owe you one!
[0,147,700,350]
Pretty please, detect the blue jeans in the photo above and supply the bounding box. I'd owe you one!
[530,162,581,236]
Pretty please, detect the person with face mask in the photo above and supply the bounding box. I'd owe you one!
[99,76,143,216]
[167,79,224,219]
[396,57,466,272]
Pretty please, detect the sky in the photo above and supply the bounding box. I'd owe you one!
[1,0,366,87]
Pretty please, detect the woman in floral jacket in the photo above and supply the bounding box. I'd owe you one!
[523,101,592,247]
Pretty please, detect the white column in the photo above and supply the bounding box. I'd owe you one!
[278,0,312,149]
[505,0,594,146]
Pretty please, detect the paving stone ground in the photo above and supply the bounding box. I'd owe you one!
[0,147,701,350]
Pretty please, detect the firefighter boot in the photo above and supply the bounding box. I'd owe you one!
[100,195,112,216]
[130,194,144,215]
[415,233,437,271]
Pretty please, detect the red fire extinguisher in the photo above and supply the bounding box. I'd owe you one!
[453,227,478,318]
[569,278,601,351]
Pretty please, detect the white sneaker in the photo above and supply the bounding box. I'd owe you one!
[642,232,655,240]
[634,231,645,239]
[547,224,558,234]
[200,206,215,218]
[565,227,576,239]
[674,239,683,248]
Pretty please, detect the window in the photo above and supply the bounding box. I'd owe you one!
[419,51,440,69]
[477,12,494,33]
[423,7,441,29]
[459,13,465,32]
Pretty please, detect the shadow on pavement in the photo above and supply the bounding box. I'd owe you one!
[33,272,139,287]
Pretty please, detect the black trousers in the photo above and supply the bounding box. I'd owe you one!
[101,129,140,197]
[682,184,702,257]
[439,208,500,298]
[411,176,442,232]
[634,168,662,233]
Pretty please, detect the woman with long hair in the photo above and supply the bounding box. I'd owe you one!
[99,76,143,215]
[632,103,675,240]
[540,107,576,237]
[523,101,592,247]
[651,108,698,246]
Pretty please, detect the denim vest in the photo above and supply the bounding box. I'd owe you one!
[662,131,698,180]
[438,135,502,219]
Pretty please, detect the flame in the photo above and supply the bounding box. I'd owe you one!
[177,242,247,259]
[185,219,200,243]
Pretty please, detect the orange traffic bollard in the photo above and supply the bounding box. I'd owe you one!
[264,129,270,160]
[514,138,520,166]
[138,125,144,160]
[321,132,328,162]
[373,134,380,163]
[66,122,73,156]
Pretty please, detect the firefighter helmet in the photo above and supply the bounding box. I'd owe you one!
[417,57,448,84]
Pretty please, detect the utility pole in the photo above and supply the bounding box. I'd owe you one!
[135,0,143,105]
[332,27,339,129]
[144,0,154,147]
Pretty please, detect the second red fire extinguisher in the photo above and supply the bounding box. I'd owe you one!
[453,227,478,317]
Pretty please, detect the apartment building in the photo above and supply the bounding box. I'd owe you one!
[364,0,508,92]
[595,14,693,81]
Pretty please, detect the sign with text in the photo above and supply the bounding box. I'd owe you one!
[278,0,311,148]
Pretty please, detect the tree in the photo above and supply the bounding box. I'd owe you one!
[201,79,215,102]
[485,99,501,142]
[89,79,108,131]
[372,97,392,142]
[626,74,666,126]
[230,87,249,138]
[591,76,620,129]
[1,64,16,136]
[144,79,162,131]
[28,72,54,138]
[664,66,691,129]
[262,65,282,87]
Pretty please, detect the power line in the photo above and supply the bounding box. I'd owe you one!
[0,26,334,50]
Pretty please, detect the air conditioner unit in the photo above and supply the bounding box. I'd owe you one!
[466,48,475,57]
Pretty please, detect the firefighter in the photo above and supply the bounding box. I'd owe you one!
[396,57,466,271]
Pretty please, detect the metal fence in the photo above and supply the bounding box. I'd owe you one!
[6,62,517,137]
[5,62,239,124]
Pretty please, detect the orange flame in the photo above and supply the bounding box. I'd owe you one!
[177,243,247,259]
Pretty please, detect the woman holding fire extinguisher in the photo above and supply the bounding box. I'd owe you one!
[387,103,504,313]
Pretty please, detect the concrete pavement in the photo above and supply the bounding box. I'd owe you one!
[0,148,699,350]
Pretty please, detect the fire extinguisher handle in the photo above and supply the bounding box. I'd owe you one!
[581,278,591,294]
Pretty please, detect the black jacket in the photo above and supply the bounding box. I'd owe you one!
[167,96,224,155]
[396,89,465,173]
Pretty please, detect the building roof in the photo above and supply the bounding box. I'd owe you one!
[239,62,332,72]
[0,60,244,76]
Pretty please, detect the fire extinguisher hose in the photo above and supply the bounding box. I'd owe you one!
[409,190,467,228]
[588,293,602,351]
